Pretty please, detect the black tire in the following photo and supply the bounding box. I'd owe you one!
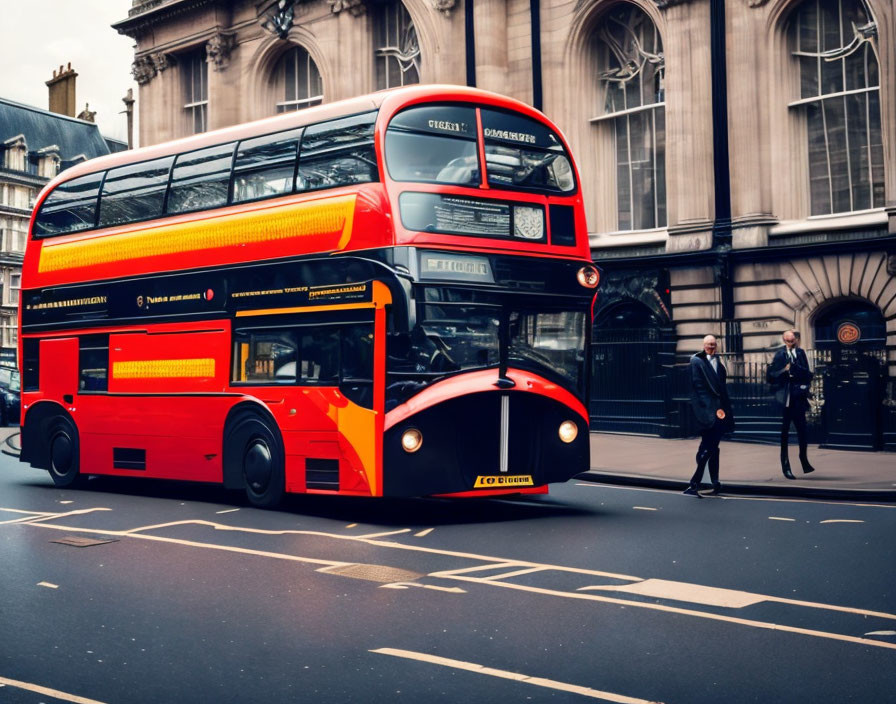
[47,416,86,488]
[225,411,285,509]
[0,403,6,428]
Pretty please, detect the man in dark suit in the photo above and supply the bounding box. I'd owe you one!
[683,335,733,497]
[767,329,815,479]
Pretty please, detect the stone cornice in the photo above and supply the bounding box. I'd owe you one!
[113,0,220,38]
[0,169,47,189]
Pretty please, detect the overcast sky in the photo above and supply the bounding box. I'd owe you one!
[0,0,138,145]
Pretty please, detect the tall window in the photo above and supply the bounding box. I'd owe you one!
[183,50,208,134]
[790,0,883,215]
[8,273,20,306]
[275,46,323,113]
[594,5,666,231]
[375,0,420,90]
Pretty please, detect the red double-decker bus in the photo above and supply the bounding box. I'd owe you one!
[19,85,599,507]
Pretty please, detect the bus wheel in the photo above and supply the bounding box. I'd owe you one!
[226,412,285,509]
[48,416,85,488]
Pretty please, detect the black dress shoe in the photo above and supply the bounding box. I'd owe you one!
[781,458,796,480]
[800,458,816,474]
[682,486,703,498]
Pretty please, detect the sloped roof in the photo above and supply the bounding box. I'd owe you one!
[0,97,113,164]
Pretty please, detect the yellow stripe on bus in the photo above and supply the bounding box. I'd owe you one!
[112,358,216,379]
[38,195,357,273]
[236,302,375,317]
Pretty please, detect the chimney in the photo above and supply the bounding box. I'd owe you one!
[46,62,78,117]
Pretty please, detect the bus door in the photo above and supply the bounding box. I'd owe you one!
[232,281,390,496]
[38,338,79,401]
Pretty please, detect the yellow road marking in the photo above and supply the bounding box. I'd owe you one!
[580,579,764,608]
[483,567,546,581]
[37,582,59,589]
[355,529,412,539]
[439,573,896,651]
[379,582,466,593]
[370,648,663,703]
[415,528,434,537]
[0,507,110,525]
[346,523,358,528]
[820,519,864,524]
[0,676,107,704]
[16,513,896,651]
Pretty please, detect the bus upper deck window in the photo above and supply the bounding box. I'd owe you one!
[298,112,377,192]
[98,156,174,228]
[34,171,104,236]
[385,105,479,186]
[167,142,235,214]
[480,109,576,193]
[232,128,302,204]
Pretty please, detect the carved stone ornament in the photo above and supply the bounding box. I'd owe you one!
[151,52,176,72]
[261,0,295,38]
[327,0,365,16]
[131,55,156,85]
[206,32,236,70]
[651,0,690,8]
[431,0,456,16]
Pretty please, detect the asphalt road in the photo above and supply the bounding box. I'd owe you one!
[1,446,894,703]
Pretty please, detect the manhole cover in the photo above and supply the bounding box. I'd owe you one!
[51,536,118,548]
[320,564,422,583]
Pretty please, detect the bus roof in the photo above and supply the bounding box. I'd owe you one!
[38,85,560,194]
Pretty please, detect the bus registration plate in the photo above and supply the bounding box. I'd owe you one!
[474,475,534,488]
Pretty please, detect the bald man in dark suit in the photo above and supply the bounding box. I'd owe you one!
[684,335,733,497]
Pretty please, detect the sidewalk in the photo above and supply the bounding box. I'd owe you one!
[583,432,896,501]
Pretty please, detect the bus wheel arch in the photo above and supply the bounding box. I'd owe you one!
[24,404,86,488]
[223,404,285,509]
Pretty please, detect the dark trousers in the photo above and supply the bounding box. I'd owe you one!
[689,419,724,487]
[781,405,808,455]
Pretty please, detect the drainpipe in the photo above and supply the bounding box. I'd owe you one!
[530,0,542,110]
[710,0,740,352]
[466,0,476,87]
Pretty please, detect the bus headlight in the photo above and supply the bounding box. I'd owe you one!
[577,265,600,289]
[401,428,423,453]
[558,421,578,444]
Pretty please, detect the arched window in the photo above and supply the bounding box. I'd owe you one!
[274,46,323,113]
[593,4,666,231]
[374,0,420,90]
[789,0,883,215]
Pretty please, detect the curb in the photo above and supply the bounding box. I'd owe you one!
[576,471,896,503]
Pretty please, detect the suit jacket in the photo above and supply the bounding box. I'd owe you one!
[689,352,732,431]
[766,347,813,412]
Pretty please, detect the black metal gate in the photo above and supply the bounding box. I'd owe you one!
[591,326,676,436]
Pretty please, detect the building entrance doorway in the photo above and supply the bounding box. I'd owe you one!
[591,302,675,435]
[813,301,886,450]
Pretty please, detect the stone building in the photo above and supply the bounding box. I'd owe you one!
[0,67,126,369]
[113,0,895,449]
